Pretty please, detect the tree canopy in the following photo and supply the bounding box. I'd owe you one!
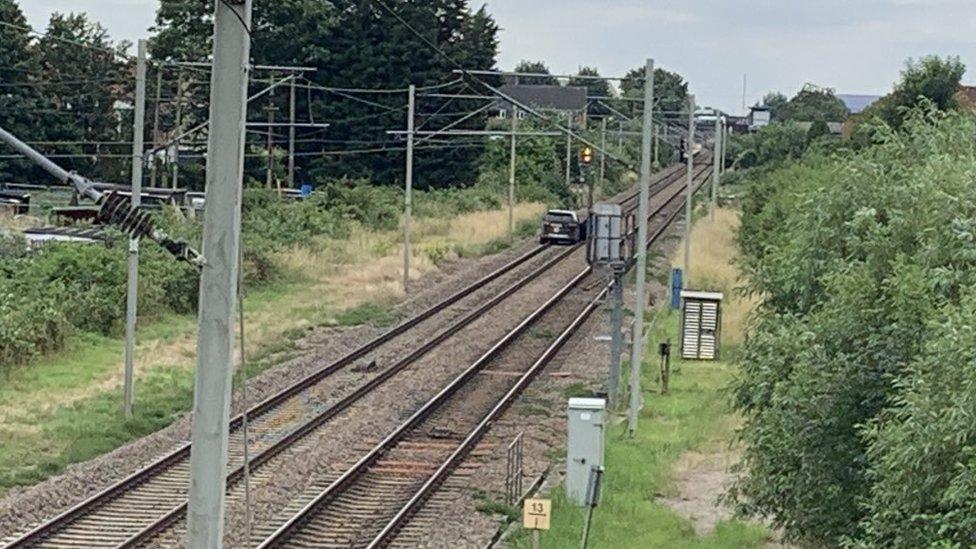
[760,84,848,123]
[861,55,966,129]
[148,0,500,190]
[512,60,557,86]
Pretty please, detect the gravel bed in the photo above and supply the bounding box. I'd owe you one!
[0,236,543,541]
[397,216,688,548]
[212,245,591,547]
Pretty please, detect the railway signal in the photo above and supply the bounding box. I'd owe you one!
[581,146,594,166]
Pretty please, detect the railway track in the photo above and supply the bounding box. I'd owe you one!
[250,165,714,548]
[1,161,706,549]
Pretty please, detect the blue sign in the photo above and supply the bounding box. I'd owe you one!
[670,268,683,309]
[300,183,313,198]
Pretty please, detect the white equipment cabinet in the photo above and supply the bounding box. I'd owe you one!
[680,290,724,360]
[566,397,606,506]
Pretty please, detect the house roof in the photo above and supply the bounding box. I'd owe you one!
[837,94,881,114]
[956,85,976,108]
[497,84,587,112]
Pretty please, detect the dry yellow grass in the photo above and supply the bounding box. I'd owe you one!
[0,201,548,420]
[671,207,756,346]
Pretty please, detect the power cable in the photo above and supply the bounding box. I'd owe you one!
[0,20,132,60]
[369,0,638,172]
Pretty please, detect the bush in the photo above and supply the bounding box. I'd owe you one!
[730,108,976,545]
[0,173,552,368]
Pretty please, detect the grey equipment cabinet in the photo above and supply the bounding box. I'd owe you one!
[566,397,606,506]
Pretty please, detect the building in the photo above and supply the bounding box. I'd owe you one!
[836,94,882,115]
[494,84,588,120]
[748,106,771,131]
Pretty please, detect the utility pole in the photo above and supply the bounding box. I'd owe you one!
[711,113,721,216]
[683,94,696,286]
[403,84,415,293]
[288,77,297,188]
[172,68,184,190]
[653,124,659,168]
[742,74,747,113]
[628,58,654,436]
[721,120,732,173]
[186,0,251,546]
[565,112,572,191]
[123,39,147,420]
[265,75,276,192]
[599,117,607,193]
[608,265,624,402]
[508,107,517,238]
[150,68,163,188]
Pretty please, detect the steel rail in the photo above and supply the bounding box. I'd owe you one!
[367,164,715,547]
[2,246,548,548]
[117,162,697,547]
[255,267,594,549]
[255,167,712,548]
[115,242,584,547]
[369,278,610,548]
[3,163,689,549]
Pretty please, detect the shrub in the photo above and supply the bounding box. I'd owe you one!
[730,107,976,545]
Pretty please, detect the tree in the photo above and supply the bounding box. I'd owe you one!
[0,0,42,182]
[34,13,130,182]
[899,56,965,112]
[806,118,831,143]
[779,84,848,122]
[513,60,557,86]
[569,66,611,98]
[620,65,688,116]
[150,0,499,190]
[861,56,966,129]
[761,91,788,120]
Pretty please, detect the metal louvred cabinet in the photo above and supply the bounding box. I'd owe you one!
[680,291,723,360]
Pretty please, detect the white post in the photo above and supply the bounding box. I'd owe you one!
[172,69,183,190]
[711,111,721,216]
[508,107,517,238]
[565,112,572,190]
[288,78,296,188]
[265,76,275,191]
[599,117,607,191]
[186,0,251,546]
[721,118,732,173]
[683,94,696,287]
[627,59,654,436]
[123,40,147,419]
[403,84,415,293]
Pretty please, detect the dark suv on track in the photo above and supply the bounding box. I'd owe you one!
[540,209,585,245]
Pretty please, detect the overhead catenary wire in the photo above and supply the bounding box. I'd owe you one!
[369,0,644,173]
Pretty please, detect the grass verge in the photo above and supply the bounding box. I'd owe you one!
[509,206,772,548]
[0,202,545,497]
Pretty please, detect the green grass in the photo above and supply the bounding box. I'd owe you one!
[334,301,396,327]
[509,311,771,548]
[0,277,367,497]
[0,364,194,492]
[0,202,530,496]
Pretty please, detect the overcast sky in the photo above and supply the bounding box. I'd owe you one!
[22,0,976,114]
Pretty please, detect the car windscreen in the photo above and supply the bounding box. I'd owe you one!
[544,213,575,223]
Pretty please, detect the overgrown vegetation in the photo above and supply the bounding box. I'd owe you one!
[0,179,557,370]
[515,316,768,548]
[730,107,976,546]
